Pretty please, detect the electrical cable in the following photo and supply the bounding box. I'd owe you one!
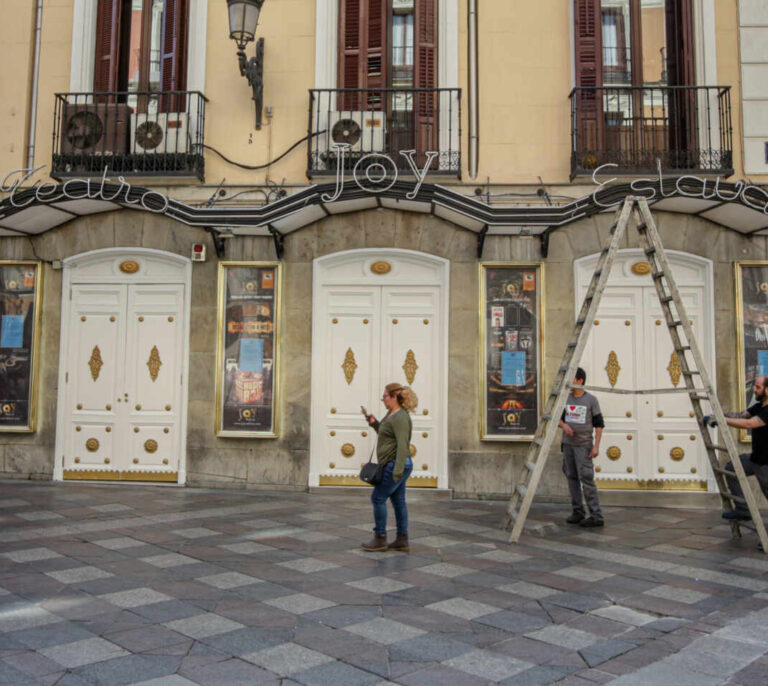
[203,129,326,171]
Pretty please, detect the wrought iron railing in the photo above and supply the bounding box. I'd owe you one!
[570,85,733,177]
[307,88,461,176]
[52,91,208,180]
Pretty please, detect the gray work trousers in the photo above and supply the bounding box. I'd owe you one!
[562,443,602,519]
[725,453,768,514]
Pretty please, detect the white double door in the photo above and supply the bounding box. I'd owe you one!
[576,251,714,487]
[62,283,185,480]
[311,284,443,487]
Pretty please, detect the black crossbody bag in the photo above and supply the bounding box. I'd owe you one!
[359,445,383,485]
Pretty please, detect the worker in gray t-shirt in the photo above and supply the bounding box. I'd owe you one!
[558,367,605,527]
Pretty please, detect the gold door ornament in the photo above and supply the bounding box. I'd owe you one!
[146,346,162,381]
[341,443,355,457]
[409,444,417,457]
[144,439,158,454]
[88,346,103,381]
[605,351,621,387]
[370,261,392,275]
[402,349,418,385]
[631,262,651,275]
[606,446,621,461]
[670,447,685,461]
[85,438,99,452]
[119,260,140,274]
[667,351,682,387]
[341,348,357,385]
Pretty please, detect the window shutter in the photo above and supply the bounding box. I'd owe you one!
[573,0,603,163]
[414,0,438,163]
[160,0,188,112]
[338,0,387,110]
[665,0,696,160]
[93,0,122,93]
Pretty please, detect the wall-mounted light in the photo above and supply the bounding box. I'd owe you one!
[226,0,266,129]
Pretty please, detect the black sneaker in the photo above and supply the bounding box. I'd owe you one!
[722,510,751,521]
[566,512,585,524]
[579,516,604,528]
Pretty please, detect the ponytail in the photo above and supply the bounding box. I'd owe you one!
[385,382,418,412]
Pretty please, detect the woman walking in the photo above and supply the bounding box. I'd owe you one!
[361,383,417,552]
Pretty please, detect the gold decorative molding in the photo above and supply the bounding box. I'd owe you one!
[402,349,418,385]
[146,346,162,381]
[341,348,358,385]
[119,260,140,274]
[370,261,392,275]
[595,478,707,491]
[341,443,355,457]
[605,351,621,387]
[63,470,120,481]
[667,351,682,387]
[670,447,685,461]
[120,471,177,482]
[85,438,99,452]
[144,439,158,454]
[409,444,417,457]
[88,346,103,381]
[631,261,651,275]
[318,474,437,488]
[606,446,621,461]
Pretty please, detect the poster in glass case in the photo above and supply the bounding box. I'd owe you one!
[735,261,768,442]
[0,261,43,432]
[215,262,281,437]
[480,263,543,440]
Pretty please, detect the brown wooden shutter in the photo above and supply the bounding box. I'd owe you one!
[93,0,122,93]
[338,0,387,110]
[414,0,438,161]
[160,0,188,112]
[665,0,696,163]
[573,0,603,163]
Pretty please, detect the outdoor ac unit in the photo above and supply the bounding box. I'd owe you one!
[130,112,189,154]
[328,111,386,153]
[60,103,130,155]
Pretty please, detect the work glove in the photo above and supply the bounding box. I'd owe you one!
[702,415,718,427]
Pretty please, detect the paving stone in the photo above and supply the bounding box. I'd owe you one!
[92,537,146,550]
[3,547,62,563]
[498,665,571,685]
[498,582,559,600]
[347,577,413,594]
[591,605,657,626]
[195,571,262,589]
[417,563,474,578]
[164,613,245,639]
[444,648,532,681]
[182,656,279,684]
[475,550,531,564]
[172,527,220,538]
[17,511,63,521]
[554,566,615,582]
[46,566,113,584]
[304,604,382,628]
[345,617,426,644]
[130,676,198,686]
[389,633,475,662]
[219,541,273,554]
[397,664,489,685]
[476,610,552,634]
[544,592,612,613]
[2,650,64,678]
[579,638,638,667]
[202,626,293,655]
[608,661,722,685]
[425,597,498,620]
[525,625,600,650]
[664,634,768,679]
[644,585,711,605]
[106,624,188,653]
[72,654,181,685]
[0,660,38,685]
[40,637,129,669]
[244,642,335,676]
[141,553,199,568]
[91,504,134,513]
[11,621,96,649]
[278,558,340,573]
[0,605,63,632]
[264,593,337,615]
[99,587,173,608]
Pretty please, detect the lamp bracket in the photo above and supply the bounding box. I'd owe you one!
[237,37,265,130]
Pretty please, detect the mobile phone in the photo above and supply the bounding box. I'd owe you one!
[360,405,368,415]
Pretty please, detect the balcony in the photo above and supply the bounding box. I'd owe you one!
[51,91,208,180]
[570,85,733,178]
[307,88,461,177]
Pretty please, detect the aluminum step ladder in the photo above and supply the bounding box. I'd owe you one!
[503,195,768,553]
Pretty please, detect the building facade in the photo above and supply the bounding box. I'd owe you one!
[1,0,768,503]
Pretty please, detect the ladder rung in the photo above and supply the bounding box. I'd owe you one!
[506,508,519,522]
[541,414,552,421]
[567,342,577,349]
[729,495,747,504]
[660,295,673,303]
[516,484,528,498]
[524,461,537,472]
[689,394,709,401]
[636,223,647,232]
[711,445,729,452]
[682,370,701,376]
[532,438,544,447]
[644,247,656,255]
[679,346,691,351]
[712,467,736,477]
[670,320,683,327]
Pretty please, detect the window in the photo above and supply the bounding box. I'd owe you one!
[94,0,188,111]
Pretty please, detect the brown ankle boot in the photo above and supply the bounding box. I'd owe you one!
[361,534,388,552]
[387,534,410,553]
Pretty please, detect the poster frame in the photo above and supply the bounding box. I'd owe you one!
[215,261,282,438]
[479,261,544,441]
[0,260,43,433]
[734,260,768,443]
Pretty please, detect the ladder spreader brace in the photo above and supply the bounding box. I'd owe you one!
[502,196,768,553]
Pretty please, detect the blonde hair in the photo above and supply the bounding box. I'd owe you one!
[385,383,419,412]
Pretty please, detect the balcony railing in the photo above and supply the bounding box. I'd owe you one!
[52,91,207,180]
[570,85,733,177]
[307,88,461,177]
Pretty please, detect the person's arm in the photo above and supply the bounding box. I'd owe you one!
[590,426,603,458]
[725,415,766,430]
[558,410,574,437]
[589,400,605,459]
[392,414,410,481]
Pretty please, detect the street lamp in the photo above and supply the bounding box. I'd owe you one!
[227,0,266,129]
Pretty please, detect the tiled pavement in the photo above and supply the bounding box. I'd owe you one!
[1,483,768,685]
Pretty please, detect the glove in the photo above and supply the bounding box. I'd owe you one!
[702,415,717,427]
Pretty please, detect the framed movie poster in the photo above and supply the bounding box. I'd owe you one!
[0,261,43,433]
[215,262,281,437]
[735,261,768,442]
[480,263,543,440]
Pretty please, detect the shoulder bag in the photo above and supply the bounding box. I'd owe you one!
[359,446,383,485]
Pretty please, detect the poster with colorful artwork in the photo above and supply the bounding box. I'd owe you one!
[215,263,281,437]
[0,262,42,432]
[480,263,543,440]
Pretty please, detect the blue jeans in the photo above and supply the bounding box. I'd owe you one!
[371,459,413,536]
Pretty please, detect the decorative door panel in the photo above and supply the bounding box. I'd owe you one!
[123,285,184,478]
[595,430,638,480]
[64,285,126,476]
[653,429,703,482]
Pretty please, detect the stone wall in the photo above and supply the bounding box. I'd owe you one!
[1,206,767,501]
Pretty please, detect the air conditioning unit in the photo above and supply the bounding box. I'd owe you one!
[328,111,386,153]
[60,103,130,155]
[130,112,189,154]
